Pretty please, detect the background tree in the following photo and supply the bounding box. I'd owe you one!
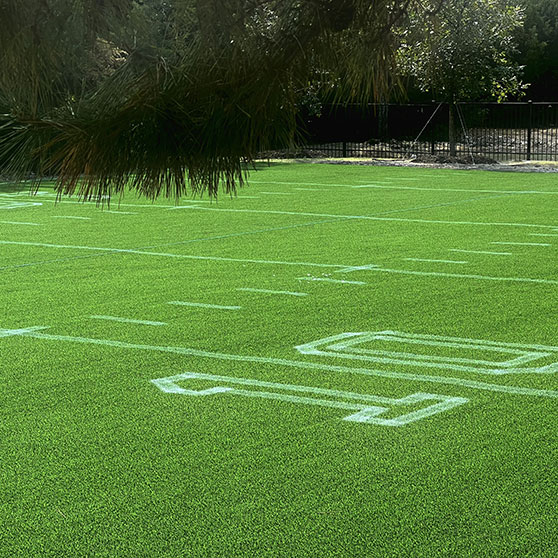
[513,0,558,99]
[398,0,525,155]
[0,0,416,201]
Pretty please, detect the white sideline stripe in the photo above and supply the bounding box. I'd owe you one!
[237,288,308,297]
[298,277,366,285]
[151,371,469,426]
[168,301,241,310]
[4,327,558,399]
[90,315,167,326]
[0,220,41,226]
[293,188,320,191]
[0,326,49,338]
[405,258,468,265]
[529,233,558,237]
[491,241,551,247]
[252,179,558,195]
[52,216,91,221]
[369,267,558,286]
[450,249,512,256]
[0,241,346,269]
[260,192,292,195]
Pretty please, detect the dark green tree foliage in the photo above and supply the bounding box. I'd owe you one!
[398,0,524,102]
[0,0,412,201]
[514,0,558,99]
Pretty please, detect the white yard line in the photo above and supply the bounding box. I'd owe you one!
[297,277,366,285]
[405,258,468,265]
[168,301,241,310]
[491,241,551,247]
[450,249,512,256]
[4,326,558,399]
[237,288,308,297]
[52,216,91,221]
[0,220,42,226]
[90,315,166,326]
[528,233,558,237]
[0,240,347,269]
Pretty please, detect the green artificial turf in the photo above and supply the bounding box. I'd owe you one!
[1,163,558,557]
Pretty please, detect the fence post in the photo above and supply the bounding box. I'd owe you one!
[527,100,532,161]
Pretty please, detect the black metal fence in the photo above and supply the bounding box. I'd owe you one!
[291,102,558,161]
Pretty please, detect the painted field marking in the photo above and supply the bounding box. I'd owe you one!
[529,233,558,237]
[2,239,556,286]
[90,315,167,326]
[0,240,348,269]
[293,188,321,191]
[4,326,558,398]
[151,371,469,426]
[52,216,91,221]
[368,267,558,286]
[168,301,242,310]
[103,210,139,215]
[0,326,49,338]
[405,258,468,265]
[144,204,558,231]
[296,331,558,375]
[236,196,259,199]
[165,205,205,211]
[260,192,292,195]
[252,179,558,195]
[236,288,308,297]
[0,220,42,226]
[450,249,512,256]
[491,241,551,247]
[297,277,366,285]
[4,192,558,231]
[0,200,42,210]
[334,264,378,273]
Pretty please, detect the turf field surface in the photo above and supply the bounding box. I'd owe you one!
[1,163,558,557]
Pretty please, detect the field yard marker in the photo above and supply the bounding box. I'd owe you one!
[0,220,42,226]
[151,371,469,426]
[334,264,378,273]
[0,326,49,338]
[296,331,558,376]
[297,277,366,285]
[168,301,241,310]
[52,216,91,220]
[450,249,512,256]
[529,233,558,237]
[491,241,551,247]
[236,288,308,297]
[90,315,167,326]
[405,258,468,265]
[4,326,558,398]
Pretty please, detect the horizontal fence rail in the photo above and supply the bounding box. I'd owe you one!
[274,102,558,162]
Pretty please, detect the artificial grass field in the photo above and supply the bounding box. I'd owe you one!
[1,162,558,557]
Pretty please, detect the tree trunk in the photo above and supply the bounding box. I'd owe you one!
[448,103,457,157]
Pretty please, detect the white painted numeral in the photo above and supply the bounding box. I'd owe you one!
[296,331,558,375]
[151,372,468,426]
